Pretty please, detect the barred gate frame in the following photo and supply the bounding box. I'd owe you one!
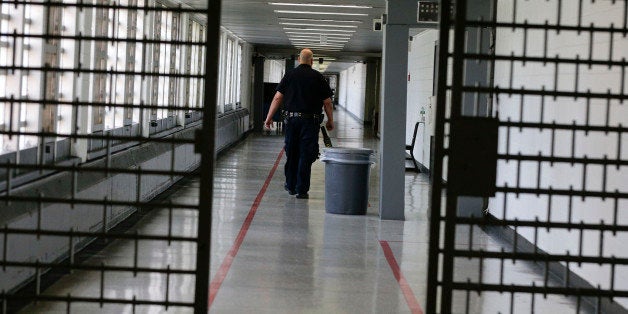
[0,1,221,313]
[426,0,628,313]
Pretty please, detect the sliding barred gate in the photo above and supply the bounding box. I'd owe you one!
[0,1,220,313]
[427,0,628,313]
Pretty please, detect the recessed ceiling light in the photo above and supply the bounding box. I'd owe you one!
[269,3,372,9]
[275,10,369,16]
[280,22,358,28]
[284,27,356,33]
[279,17,363,24]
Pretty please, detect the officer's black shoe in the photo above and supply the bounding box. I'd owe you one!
[284,183,296,195]
[296,193,309,199]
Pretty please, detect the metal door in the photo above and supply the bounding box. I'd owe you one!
[426,0,628,313]
[0,1,220,313]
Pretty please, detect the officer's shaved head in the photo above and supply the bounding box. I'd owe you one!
[299,49,314,65]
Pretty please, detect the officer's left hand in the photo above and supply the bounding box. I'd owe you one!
[264,118,273,130]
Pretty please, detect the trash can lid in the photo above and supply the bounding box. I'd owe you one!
[322,147,374,155]
[321,147,375,164]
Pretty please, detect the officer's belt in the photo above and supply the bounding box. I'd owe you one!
[284,111,322,119]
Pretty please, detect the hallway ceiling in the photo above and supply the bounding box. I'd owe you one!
[181,0,387,72]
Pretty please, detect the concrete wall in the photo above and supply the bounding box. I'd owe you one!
[338,63,367,121]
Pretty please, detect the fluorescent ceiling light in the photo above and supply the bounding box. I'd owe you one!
[285,32,352,37]
[288,36,351,40]
[295,46,342,52]
[269,3,372,9]
[299,48,343,50]
[290,40,348,45]
[279,17,363,23]
[284,27,356,33]
[280,22,358,28]
[294,44,343,47]
[275,10,369,16]
[294,46,344,50]
[290,39,349,43]
[290,40,345,44]
[290,43,346,48]
[288,35,349,41]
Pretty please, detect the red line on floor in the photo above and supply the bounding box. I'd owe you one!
[208,149,285,307]
[379,240,424,314]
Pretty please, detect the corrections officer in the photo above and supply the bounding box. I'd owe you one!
[264,48,334,199]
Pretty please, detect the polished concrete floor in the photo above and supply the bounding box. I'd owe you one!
[23,109,590,313]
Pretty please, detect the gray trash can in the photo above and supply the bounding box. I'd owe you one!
[321,148,375,215]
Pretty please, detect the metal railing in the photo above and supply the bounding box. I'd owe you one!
[0,1,219,313]
[427,0,628,313]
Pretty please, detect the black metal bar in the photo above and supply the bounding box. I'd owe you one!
[2,294,194,308]
[0,227,198,242]
[451,249,628,265]
[496,121,627,133]
[0,195,198,210]
[0,260,196,275]
[464,20,628,34]
[0,130,196,144]
[449,282,628,297]
[461,53,628,67]
[454,216,628,232]
[494,187,628,199]
[439,0,469,311]
[425,0,454,310]
[194,0,221,312]
[496,154,628,166]
[457,86,628,100]
[0,1,205,13]
[0,65,206,78]
[0,162,197,177]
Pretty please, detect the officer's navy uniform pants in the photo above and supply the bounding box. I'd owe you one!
[284,117,320,194]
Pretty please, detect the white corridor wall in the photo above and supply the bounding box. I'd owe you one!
[406,30,438,169]
[404,1,628,308]
[487,0,628,308]
[338,63,367,121]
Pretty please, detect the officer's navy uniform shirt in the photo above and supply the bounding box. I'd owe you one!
[276,64,333,114]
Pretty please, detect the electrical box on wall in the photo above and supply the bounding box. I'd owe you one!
[417,1,439,23]
[372,18,383,31]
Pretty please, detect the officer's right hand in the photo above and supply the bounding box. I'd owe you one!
[264,118,273,129]
[325,120,334,131]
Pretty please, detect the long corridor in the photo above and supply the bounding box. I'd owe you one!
[23,109,591,313]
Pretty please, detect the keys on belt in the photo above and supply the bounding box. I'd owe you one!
[283,111,322,119]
